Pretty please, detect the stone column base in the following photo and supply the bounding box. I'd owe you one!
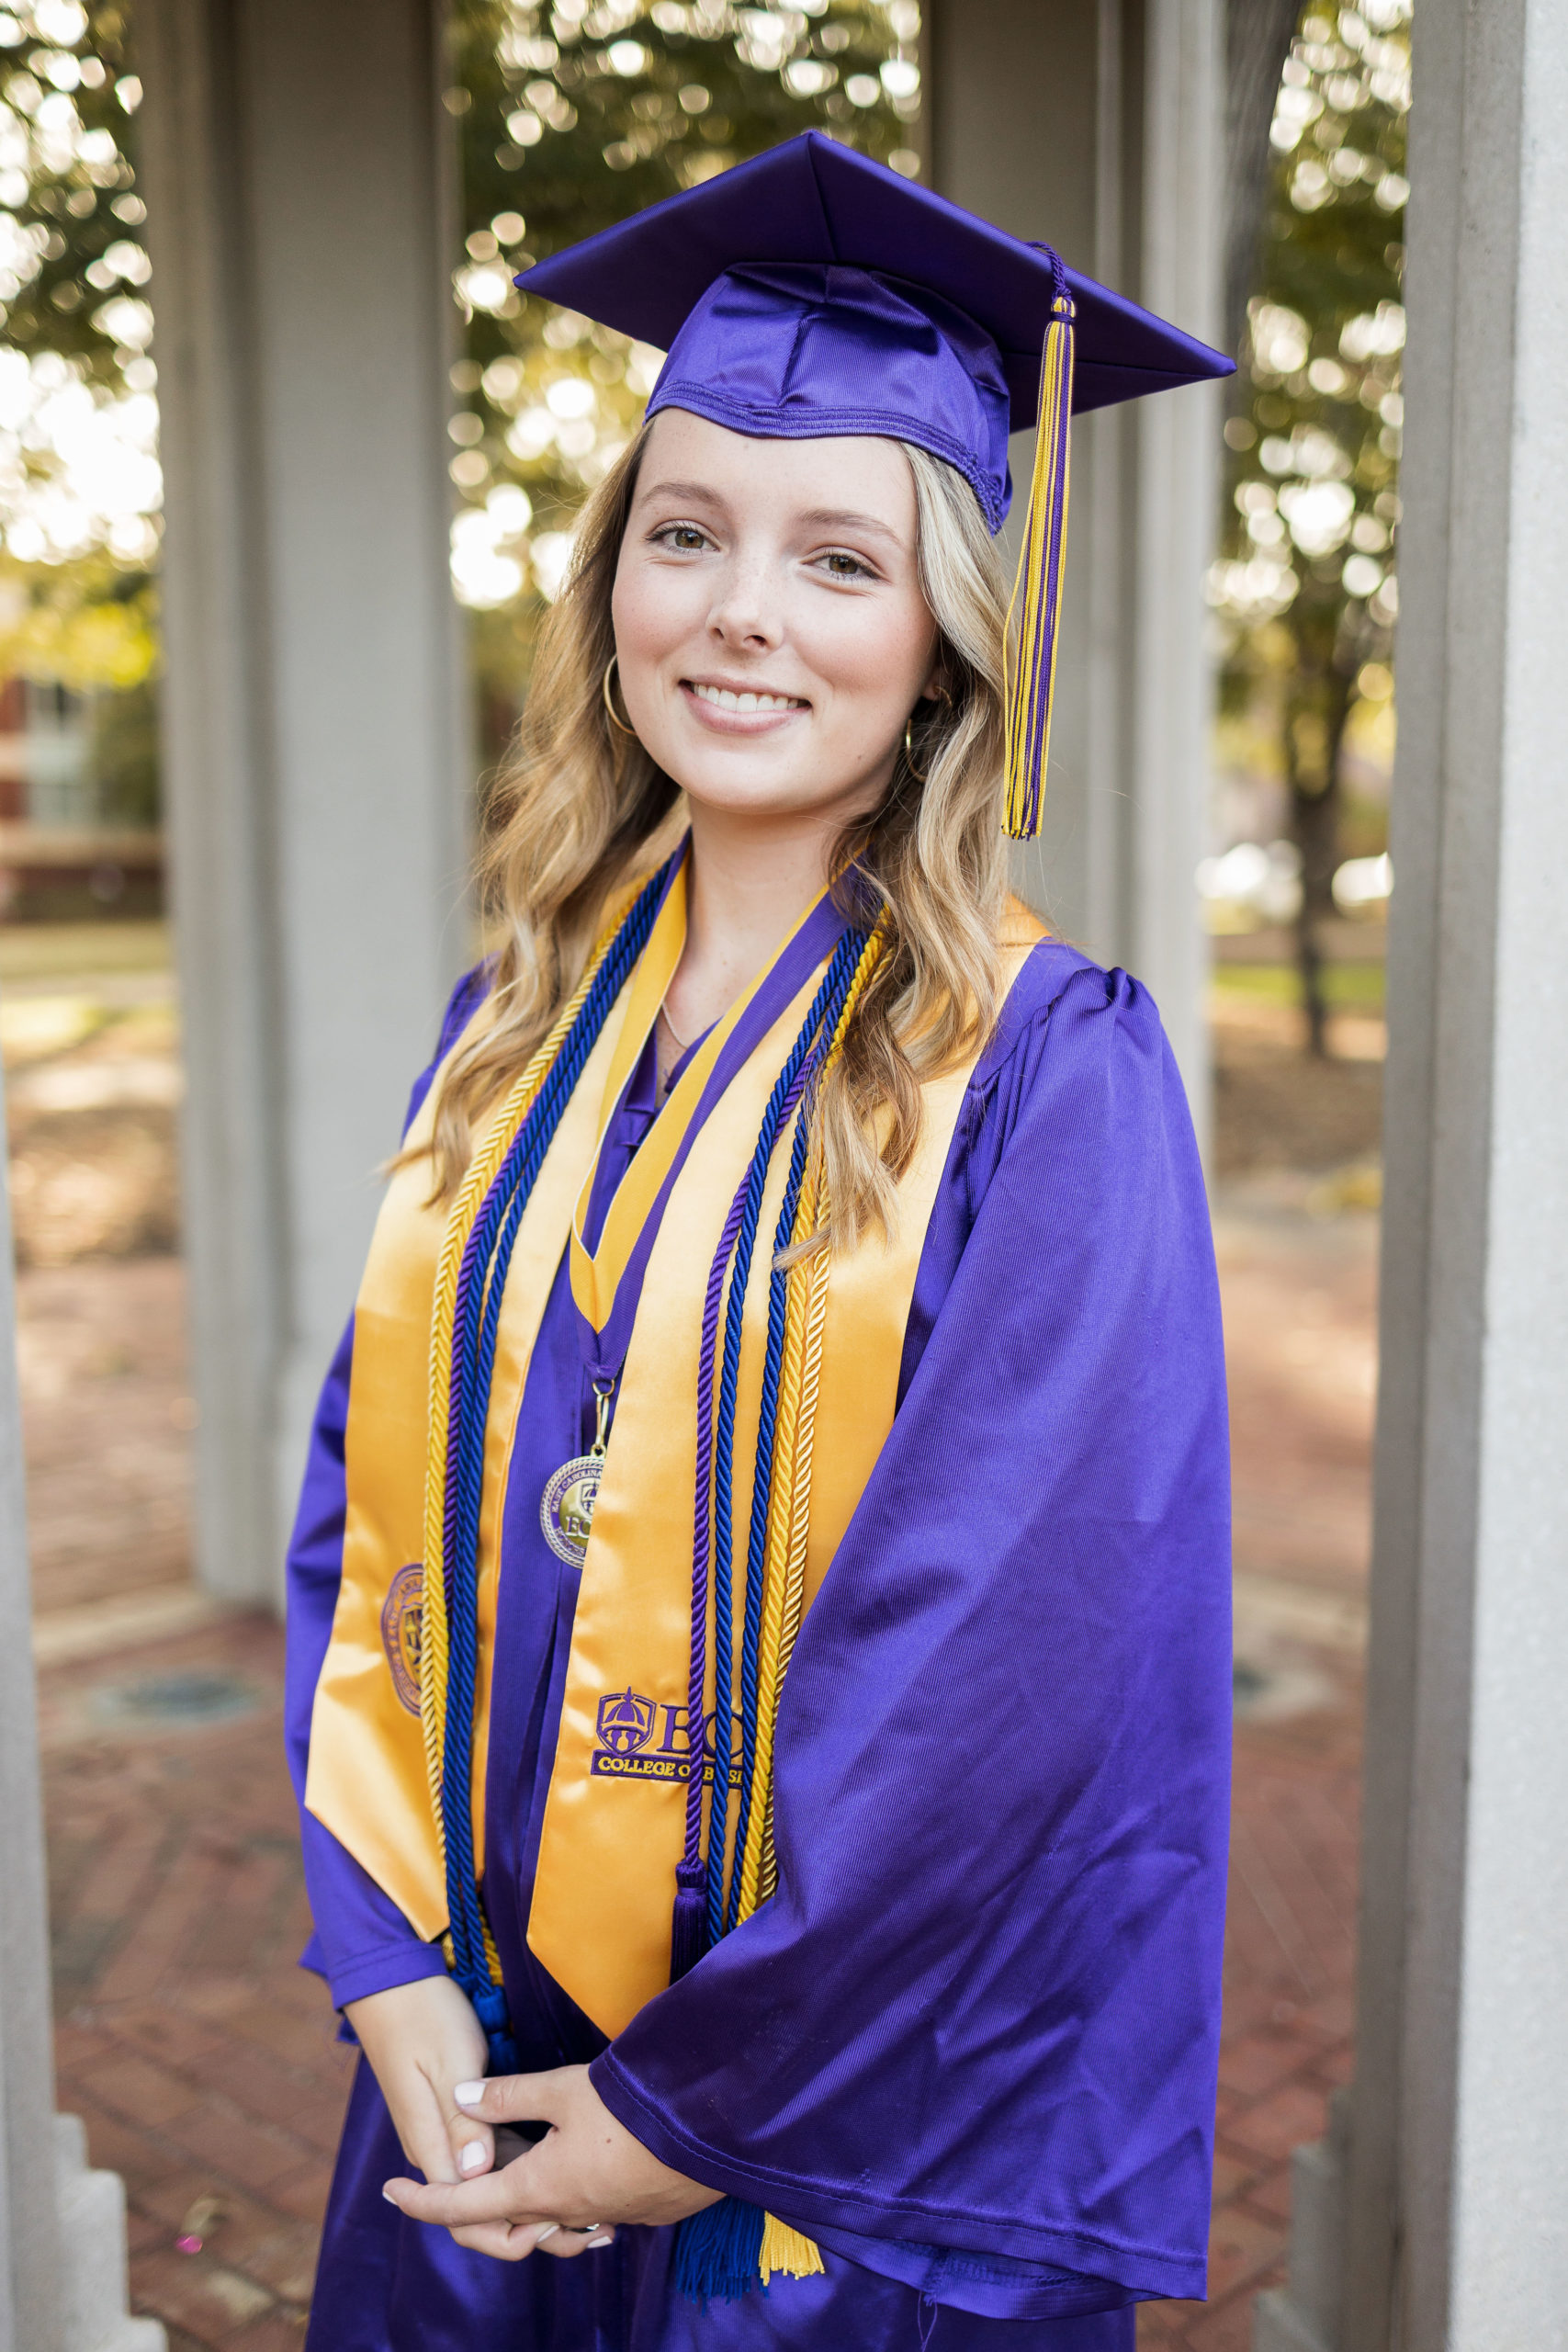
[56,2116,166,2351]
[1254,2285,1335,2352]
[1251,2091,1347,2352]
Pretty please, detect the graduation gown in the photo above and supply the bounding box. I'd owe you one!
[285,936,1231,2349]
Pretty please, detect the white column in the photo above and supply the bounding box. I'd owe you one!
[1257,2,1568,2346]
[137,0,469,1607]
[1129,0,1224,1150]
[0,1059,163,2350]
[927,0,1222,1139]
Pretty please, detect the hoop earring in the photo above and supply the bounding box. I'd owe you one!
[903,713,927,783]
[603,655,637,738]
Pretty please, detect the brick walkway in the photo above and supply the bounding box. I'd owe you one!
[1143,1188,1373,2348]
[17,1189,1375,2349]
[45,1614,347,2352]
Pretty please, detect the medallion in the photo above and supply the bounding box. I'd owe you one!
[540,1378,615,1566]
[540,1451,605,1565]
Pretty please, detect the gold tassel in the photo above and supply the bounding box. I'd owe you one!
[760,2212,827,2281]
[1002,286,1075,841]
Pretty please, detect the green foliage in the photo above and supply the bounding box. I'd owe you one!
[0,548,153,684]
[448,0,921,718]
[1213,957,1384,1014]
[1213,4,1407,670]
[1212,2,1409,1049]
[0,0,143,382]
[0,0,154,797]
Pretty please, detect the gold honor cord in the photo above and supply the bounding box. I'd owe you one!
[731,932,884,2290]
[736,930,884,1925]
[419,894,638,1935]
[753,1207,837,2284]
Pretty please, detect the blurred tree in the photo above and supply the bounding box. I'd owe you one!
[1209,1,1408,1056]
[0,0,155,843]
[0,546,152,682]
[1224,0,1301,353]
[448,0,921,753]
[0,0,143,381]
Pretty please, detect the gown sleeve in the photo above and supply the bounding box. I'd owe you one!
[284,966,490,2010]
[591,953,1231,2307]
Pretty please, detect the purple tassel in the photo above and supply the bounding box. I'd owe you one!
[469,1981,519,2075]
[670,1857,709,1981]
[674,2197,766,2302]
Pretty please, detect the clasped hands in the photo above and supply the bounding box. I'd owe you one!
[345,1976,719,2264]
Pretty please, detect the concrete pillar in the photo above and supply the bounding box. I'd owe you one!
[136,0,469,1607]
[0,1059,163,2349]
[1257,2,1568,2346]
[927,0,1223,1138]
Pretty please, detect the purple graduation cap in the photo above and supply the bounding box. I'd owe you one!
[517,130,1233,838]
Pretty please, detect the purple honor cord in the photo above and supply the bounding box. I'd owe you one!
[672,1055,815,1942]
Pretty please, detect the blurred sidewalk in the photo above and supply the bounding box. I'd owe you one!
[23,1250,351,2349]
[8,951,1377,2348]
[1143,1186,1372,2350]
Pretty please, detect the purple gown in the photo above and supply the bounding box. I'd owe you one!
[285,940,1231,2348]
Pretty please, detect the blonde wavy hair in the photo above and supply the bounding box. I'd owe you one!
[426,422,1013,1253]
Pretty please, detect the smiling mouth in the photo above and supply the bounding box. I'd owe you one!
[686,681,809,715]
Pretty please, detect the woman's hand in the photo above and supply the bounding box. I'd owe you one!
[381,2063,722,2262]
[344,1976,494,2190]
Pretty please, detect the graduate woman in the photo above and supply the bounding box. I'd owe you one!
[287,132,1235,2349]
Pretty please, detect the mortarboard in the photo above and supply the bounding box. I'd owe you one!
[518,131,1233,838]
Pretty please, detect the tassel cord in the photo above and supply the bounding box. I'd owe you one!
[423,1016,600,1988]
[421,865,667,2018]
[677,1175,752,1929]
[735,1163,819,1920]
[728,926,882,1927]
[758,1231,833,1905]
[704,932,863,1944]
[419,878,652,1837]
[438,892,659,1993]
[674,923,879,2298]
[705,1048,819,1943]
[726,1099,817,1933]
[418,994,588,1864]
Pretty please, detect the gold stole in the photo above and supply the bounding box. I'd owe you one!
[307,900,1043,2036]
[303,985,632,1935]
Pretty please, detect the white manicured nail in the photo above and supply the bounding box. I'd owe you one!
[587,2233,613,2248]
[536,2223,559,2244]
[459,2142,486,2174]
[453,2081,485,2107]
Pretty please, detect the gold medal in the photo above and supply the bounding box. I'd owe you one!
[540,1380,615,1566]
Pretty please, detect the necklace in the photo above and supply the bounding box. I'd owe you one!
[660,999,694,1052]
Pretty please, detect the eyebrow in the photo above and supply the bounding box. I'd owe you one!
[636,478,729,509]
[795,506,903,546]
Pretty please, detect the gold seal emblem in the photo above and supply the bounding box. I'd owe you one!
[540,1453,605,1565]
[379,1563,423,1713]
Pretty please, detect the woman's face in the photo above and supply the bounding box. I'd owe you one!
[611,408,942,832]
